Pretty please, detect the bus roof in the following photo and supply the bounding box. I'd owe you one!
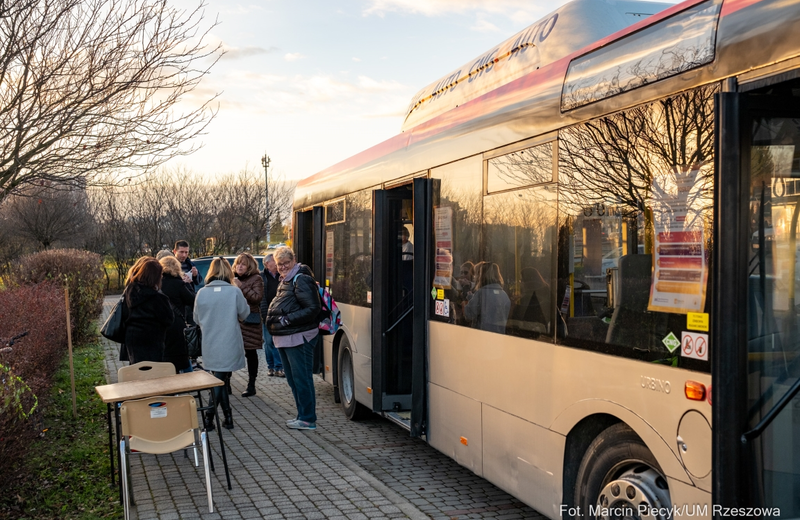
[401,0,672,132]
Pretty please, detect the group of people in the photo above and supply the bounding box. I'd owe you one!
[119,242,322,432]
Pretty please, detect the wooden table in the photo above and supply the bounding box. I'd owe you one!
[96,370,231,500]
[95,370,222,403]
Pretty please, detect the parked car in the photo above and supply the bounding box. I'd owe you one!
[191,255,265,291]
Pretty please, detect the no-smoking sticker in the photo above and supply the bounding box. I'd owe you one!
[681,331,708,361]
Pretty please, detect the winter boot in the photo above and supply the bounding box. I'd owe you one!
[242,378,256,397]
[219,380,234,429]
[204,411,216,431]
[223,410,234,430]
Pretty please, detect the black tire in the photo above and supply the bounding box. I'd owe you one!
[574,423,671,520]
[337,336,368,420]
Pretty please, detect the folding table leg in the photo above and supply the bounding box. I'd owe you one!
[208,387,232,490]
[106,403,115,487]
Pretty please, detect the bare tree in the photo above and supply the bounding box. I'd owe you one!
[0,0,222,200]
[6,186,92,250]
[162,165,216,255]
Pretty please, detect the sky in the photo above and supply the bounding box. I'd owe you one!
[166,0,580,181]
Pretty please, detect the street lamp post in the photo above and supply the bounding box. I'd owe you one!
[261,153,271,247]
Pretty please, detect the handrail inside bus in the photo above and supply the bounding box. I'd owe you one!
[742,376,800,443]
[384,306,414,335]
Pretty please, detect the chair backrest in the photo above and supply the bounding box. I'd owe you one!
[119,395,198,454]
[118,361,176,382]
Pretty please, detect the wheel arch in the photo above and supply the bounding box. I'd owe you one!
[552,399,691,512]
[331,329,347,403]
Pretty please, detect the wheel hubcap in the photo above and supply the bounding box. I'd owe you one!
[341,351,354,404]
[596,465,670,520]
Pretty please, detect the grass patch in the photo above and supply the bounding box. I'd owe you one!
[0,340,122,519]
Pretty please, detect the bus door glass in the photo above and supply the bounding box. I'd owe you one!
[372,185,415,413]
[743,77,800,514]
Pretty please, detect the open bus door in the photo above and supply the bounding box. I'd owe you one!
[372,178,431,437]
[714,76,800,517]
[294,206,325,374]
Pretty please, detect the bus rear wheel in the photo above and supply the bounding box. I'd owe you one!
[337,336,368,420]
[574,423,671,520]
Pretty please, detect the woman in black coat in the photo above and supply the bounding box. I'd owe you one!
[159,255,196,372]
[122,256,173,364]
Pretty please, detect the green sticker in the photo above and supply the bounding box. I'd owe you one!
[662,332,680,353]
[431,287,437,300]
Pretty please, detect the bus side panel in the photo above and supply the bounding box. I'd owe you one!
[428,383,483,477]
[321,335,335,384]
[338,304,373,407]
[428,321,705,490]
[482,404,565,519]
[665,478,711,520]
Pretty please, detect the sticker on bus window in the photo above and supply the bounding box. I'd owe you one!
[662,332,680,353]
[434,299,450,317]
[681,331,708,361]
[687,312,709,331]
[648,166,709,315]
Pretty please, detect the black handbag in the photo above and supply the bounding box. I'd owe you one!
[100,296,126,343]
[184,324,202,358]
[243,311,261,324]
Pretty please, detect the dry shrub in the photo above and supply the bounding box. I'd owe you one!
[8,249,104,342]
[0,281,67,487]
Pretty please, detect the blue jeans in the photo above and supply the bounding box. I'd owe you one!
[278,336,317,423]
[178,363,193,374]
[262,323,282,370]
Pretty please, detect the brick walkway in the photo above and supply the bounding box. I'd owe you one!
[101,297,544,519]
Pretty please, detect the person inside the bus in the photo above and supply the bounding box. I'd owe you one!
[463,262,511,334]
[400,226,414,296]
[401,227,413,261]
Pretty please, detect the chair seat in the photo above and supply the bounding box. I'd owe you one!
[130,430,196,455]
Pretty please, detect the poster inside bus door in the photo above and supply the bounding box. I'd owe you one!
[648,166,709,314]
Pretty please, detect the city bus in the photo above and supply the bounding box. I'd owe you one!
[291,0,800,517]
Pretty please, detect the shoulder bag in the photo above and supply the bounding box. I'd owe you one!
[100,296,126,343]
[184,324,202,358]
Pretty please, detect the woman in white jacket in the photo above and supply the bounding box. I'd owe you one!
[194,257,249,430]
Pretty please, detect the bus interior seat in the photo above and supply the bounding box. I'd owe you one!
[605,254,656,348]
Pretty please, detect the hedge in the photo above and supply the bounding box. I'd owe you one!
[0,281,68,488]
[8,249,104,342]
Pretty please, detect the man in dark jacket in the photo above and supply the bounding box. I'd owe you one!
[260,254,284,377]
[173,240,199,288]
[266,247,321,430]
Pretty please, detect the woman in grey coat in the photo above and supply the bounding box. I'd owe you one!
[194,257,249,430]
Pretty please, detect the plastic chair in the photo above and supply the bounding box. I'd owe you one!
[119,395,213,519]
[118,361,202,466]
[118,361,176,382]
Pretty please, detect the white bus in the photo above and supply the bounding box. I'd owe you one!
[292,0,800,517]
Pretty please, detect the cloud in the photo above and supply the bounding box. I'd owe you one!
[471,14,500,32]
[216,3,267,15]
[284,53,306,62]
[352,57,362,62]
[363,0,549,17]
[221,45,279,60]
[194,70,412,120]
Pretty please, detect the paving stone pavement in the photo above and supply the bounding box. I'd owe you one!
[100,297,545,519]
